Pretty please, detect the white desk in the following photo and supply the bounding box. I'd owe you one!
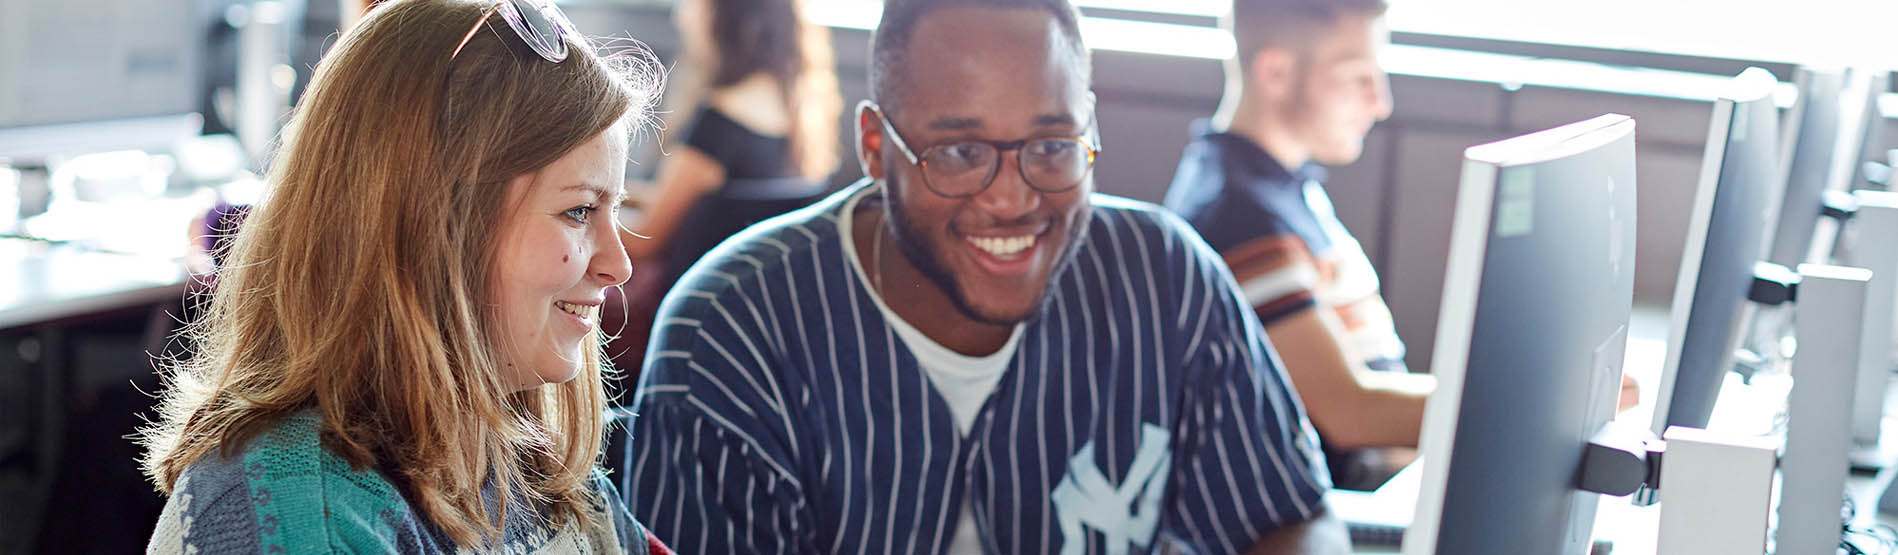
[1341,307,1898,554]
[0,195,205,331]
[0,241,188,330]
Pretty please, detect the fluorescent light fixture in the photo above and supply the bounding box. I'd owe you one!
[1077,18,1233,60]
[805,0,1234,59]
[1072,0,1223,18]
[802,0,1896,112]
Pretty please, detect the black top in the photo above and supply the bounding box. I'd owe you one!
[684,107,797,180]
[662,108,825,287]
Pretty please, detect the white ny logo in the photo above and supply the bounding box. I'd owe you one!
[1050,423,1173,555]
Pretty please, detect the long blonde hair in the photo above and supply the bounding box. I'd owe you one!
[139,0,658,547]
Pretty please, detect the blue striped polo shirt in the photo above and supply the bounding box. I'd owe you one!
[623,179,1329,554]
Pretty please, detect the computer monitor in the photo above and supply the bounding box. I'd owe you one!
[1766,68,1846,268]
[1650,68,1782,434]
[1404,114,1638,555]
[1848,70,1890,193]
[0,0,203,162]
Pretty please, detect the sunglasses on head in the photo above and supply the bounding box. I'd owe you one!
[451,0,577,62]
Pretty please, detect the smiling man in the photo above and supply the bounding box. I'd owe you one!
[623,0,1346,552]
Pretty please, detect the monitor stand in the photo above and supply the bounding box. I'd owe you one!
[1779,264,1874,554]
[1846,193,1898,471]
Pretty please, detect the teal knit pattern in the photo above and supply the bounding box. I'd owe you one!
[242,411,403,552]
[148,410,653,555]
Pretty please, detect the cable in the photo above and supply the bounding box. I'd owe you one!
[1840,497,1898,555]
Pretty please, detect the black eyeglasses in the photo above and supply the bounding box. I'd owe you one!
[868,102,1102,199]
[451,0,577,62]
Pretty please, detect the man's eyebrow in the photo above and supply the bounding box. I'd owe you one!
[926,117,984,131]
[1034,113,1079,127]
[925,113,1080,132]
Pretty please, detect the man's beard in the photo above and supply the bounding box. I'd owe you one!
[881,182,1090,326]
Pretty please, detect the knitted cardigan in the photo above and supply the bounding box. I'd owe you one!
[147,410,669,554]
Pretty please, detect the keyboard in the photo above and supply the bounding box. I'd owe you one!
[1346,519,1407,547]
[1344,520,1616,554]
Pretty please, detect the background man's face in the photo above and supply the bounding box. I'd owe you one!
[881,5,1094,325]
[1284,14,1394,166]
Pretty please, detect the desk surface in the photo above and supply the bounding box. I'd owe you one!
[1341,307,1898,554]
[1,196,203,331]
[0,241,188,330]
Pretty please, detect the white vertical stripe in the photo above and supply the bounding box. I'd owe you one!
[1007,347,1029,555]
[1190,455,1241,553]
[716,443,733,550]
[1122,213,1170,422]
[1168,408,1215,549]
[1082,245,1119,479]
[706,273,802,460]
[811,240,854,555]
[692,422,708,551]
[681,396,801,485]
[1036,319,1053,555]
[729,253,788,354]
[668,419,688,545]
[1174,225,1196,330]
[880,323,903,552]
[1225,380,1312,518]
[1210,423,1270,539]
[699,302,786,415]
[925,439,965,554]
[1101,220,1144,484]
[845,252,875,555]
[1055,291,1076,460]
[903,326,935,555]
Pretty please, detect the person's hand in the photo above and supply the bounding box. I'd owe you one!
[1617,373,1640,414]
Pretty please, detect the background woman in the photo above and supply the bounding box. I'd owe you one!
[604,0,842,375]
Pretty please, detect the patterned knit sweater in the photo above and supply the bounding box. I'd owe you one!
[147,410,669,554]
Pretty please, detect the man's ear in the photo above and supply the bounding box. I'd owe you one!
[1247,48,1298,103]
[855,100,886,180]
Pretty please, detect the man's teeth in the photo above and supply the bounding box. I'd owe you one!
[555,301,595,319]
[968,235,1036,256]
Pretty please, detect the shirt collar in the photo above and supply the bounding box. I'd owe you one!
[1190,118,1327,185]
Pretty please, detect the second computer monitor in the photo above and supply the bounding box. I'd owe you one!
[1651,68,1782,434]
[1767,68,1846,267]
[1404,114,1638,555]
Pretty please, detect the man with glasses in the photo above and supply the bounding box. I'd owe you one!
[623,0,1347,552]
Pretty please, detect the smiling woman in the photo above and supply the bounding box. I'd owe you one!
[136,0,670,553]
[491,127,632,389]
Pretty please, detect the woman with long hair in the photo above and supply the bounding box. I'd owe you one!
[606,0,841,375]
[140,1,669,552]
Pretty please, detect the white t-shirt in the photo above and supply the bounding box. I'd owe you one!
[840,190,1022,554]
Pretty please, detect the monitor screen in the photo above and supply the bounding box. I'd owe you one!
[1405,114,1638,555]
[0,0,204,162]
[1767,68,1845,267]
[1651,68,1782,434]
[1848,71,1890,193]
[0,0,200,129]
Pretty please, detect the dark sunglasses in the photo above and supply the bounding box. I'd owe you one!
[450,0,577,62]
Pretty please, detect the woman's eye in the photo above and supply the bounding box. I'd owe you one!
[564,205,594,224]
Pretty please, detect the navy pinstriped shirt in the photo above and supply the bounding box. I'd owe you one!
[623,179,1329,554]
